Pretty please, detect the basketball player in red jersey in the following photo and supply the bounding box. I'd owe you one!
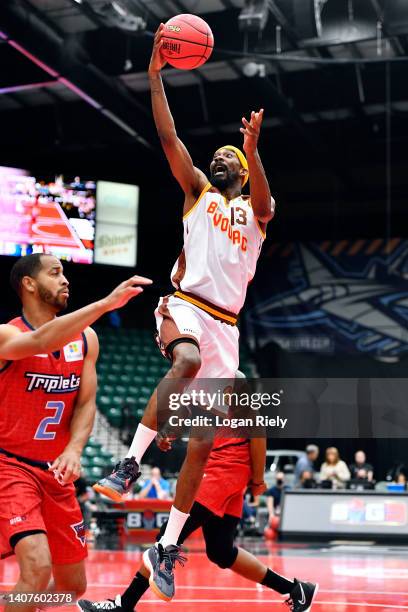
[80,429,318,612]
[0,253,151,611]
[94,24,275,601]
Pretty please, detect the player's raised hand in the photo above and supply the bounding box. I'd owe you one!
[149,24,168,73]
[240,109,264,155]
[103,275,153,312]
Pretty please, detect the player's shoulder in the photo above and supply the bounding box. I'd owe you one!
[83,326,99,358]
[83,326,98,341]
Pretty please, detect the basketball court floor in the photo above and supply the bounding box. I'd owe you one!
[1,539,407,610]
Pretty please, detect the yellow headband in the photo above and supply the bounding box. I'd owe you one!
[216,145,249,187]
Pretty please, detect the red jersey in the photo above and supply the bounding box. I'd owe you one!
[0,316,86,462]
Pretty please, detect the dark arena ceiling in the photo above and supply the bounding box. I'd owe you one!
[1,0,408,231]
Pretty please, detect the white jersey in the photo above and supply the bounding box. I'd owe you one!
[171,183,265,316]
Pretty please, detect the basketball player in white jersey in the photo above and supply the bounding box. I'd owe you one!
[94,24,275,601]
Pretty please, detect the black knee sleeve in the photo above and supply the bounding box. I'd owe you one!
[206,543,239,569]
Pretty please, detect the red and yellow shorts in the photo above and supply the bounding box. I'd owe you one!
[0,455,87,564]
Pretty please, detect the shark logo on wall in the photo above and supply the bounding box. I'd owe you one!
[245,242,408,357]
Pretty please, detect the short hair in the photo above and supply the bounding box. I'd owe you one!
[306,444,319,454]
[9,253,47,296]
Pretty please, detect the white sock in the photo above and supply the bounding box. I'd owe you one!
[159,506,190,548]
[126,423,157,463]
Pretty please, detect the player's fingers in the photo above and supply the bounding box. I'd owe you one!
[123,275,152,287]
[131,275,153,285]
[255,109,264,126]
[126,287,144,300]
[48,458,60,471]
[63,463,79,483]
[242,118,257,133]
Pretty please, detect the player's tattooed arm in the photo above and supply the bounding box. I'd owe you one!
[240,109,275,224]
[0,276,151,360]
[148,24,207,199]
[48,327,99,484]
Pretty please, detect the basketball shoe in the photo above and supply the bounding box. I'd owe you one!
[285,579,319,611]
[93,457,140,501]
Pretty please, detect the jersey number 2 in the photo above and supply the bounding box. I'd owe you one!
[34,401,65,440]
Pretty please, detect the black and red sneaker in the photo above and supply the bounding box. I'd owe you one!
[93,457,140,501]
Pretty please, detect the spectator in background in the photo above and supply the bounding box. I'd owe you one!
[294,444,319,486]
[349,450,374,482]
[265,471,289,518]
[138,466,171,500]
[395,472,407,488]
[299,469,317,489]
[320,447,351,489]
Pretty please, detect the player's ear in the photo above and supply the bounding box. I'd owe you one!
[21,275,36,294]
[240,168,248,182]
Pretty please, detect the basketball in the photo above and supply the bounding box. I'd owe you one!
[161,14,214,70]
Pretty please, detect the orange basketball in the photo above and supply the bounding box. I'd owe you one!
[161,14,214,70]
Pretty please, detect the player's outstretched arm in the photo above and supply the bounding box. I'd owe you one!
[49,327,99,483]
[148,24,207,198]
[0,275,152,361]
[241,109,275,224]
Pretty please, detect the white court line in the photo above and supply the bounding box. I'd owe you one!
[136,600,408,609]
[1,583,407,608]
[1,582,408,597]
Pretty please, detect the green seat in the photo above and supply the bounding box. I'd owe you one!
[111,364,121,373]
[98,395,111,408]
[81,456,91,467]
[87,466,103,479]
[135,364,148,375]
[119,374,132,385]
[137,396,149,407]
[100,384,114,395]
[83,446,99,458]
[145,375,158,386]
[111,396,124,408]
[106,373,120,383]
[87,436,101,448]
[97,363,109,374]
[136,354,149,364]
[107,407,122,427]
[127,385,139,396]
[91,456,107,468]
[125,395,137,405]
[124,354,137,364]
[114,385,127,396]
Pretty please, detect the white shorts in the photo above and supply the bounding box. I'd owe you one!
[154,295,239,379]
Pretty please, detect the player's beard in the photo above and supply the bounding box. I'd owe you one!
[210,168,240,191]
[37,284,68,312]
